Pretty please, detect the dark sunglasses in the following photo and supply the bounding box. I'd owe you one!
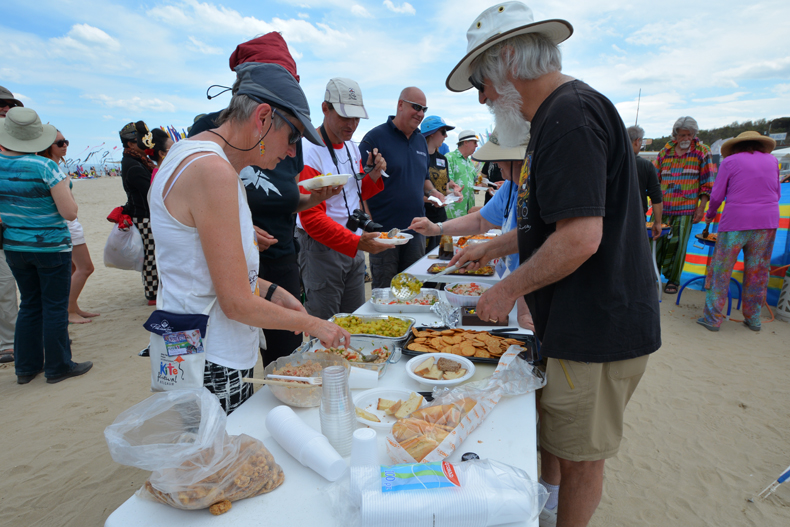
[440,129,448,136]
[272,108,302,145]
[55,139,69,148]
[401,99,428,113]
[1,100,18,108]
[468,75,486,94]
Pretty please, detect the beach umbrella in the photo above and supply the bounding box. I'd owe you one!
[753,463,790,501]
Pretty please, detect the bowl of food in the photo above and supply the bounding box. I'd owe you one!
[377,232,413,246]
[298,336,398,378]
[443,282,489,307]
[263,352,349,407]
[406,353,475,388]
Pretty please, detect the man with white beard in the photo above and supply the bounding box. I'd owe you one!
[446,3,661,527]
[652,116,716,294]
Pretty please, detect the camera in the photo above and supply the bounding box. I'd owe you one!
[346,209,382,232]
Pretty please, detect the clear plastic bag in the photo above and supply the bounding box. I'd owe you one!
[103,223,144,272]
[328,459,548,527]
[104,389,284,513]
[387,347,545,463]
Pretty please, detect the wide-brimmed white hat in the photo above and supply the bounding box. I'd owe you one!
[457,129,479,143]
[720,131,776,158]
[446,2,572,92]
[324,77,368,119]
[0,107,56,153]
[471,129,529,162]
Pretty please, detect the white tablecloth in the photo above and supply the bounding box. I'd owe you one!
[105,307,539,527]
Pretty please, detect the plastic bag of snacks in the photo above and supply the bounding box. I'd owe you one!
[328,459,548,527]
[105,388,284,515]
[386,347,544,463]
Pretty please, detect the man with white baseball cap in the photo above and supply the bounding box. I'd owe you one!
[446,3,660,526]
[445,129,479,219]
[296,77,389,319]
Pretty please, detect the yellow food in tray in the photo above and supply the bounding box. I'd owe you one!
[332,315,411,337]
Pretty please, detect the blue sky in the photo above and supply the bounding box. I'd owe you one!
[3,0,789,164]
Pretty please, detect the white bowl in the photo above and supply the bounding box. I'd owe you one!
[443,282,489,308]
[352,387,426,429]
[405,353,475,388]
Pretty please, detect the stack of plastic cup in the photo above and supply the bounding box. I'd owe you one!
[266,405,347,481]
[319,365,356,456]
[350,428,379,466]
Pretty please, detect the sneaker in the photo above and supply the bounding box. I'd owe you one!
[743,321,761,332]
[46,361,93,384]
[539,507,557,527]
[696,318,720,332]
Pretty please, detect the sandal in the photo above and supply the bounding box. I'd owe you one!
[664,282,679,294]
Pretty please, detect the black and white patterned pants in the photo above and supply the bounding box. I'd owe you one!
[203,360,254,415]
[133,217,158,301]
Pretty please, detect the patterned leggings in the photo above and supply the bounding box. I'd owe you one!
[133,217,158,301]
[701,229,776,328]
[203,360,254,415]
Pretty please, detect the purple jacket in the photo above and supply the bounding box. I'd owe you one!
[706,151,780,232]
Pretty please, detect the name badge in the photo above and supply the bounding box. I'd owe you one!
[163,329,205,357]
[436,159,446,167]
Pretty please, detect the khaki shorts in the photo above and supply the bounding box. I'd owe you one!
[539,355,649,462]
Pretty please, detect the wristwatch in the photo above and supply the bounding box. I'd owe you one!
[264,283,279,301]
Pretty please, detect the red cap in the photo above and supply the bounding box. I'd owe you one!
[228,32,299,82]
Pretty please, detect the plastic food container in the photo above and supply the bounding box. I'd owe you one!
[328,314,416,349]
[296,336,402,379]
[443,282,490,308]
[405,353,475,388]
[263,352,349,407]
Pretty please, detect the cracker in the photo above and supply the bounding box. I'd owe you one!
[474,349,491,358]
[460,346,476,357]
[441,330,455,335]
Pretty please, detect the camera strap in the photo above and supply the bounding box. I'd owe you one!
[319,125,363,218]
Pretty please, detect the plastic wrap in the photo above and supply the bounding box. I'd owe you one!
[104,388,284,513]
[328,459,548,527]
[386,347,545,463]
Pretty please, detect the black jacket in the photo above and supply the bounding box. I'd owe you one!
[121,154,152,218]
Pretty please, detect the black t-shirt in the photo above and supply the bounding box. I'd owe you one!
[635,155,662,214]
[189,110,304,261]
[518,81,660,363]
[120,154,152,218]
[426,150,448,224]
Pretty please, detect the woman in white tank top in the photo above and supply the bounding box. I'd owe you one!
[150,63,351,413]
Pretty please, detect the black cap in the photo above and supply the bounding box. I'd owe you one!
[119,122,136,142]
[233,63,323,146]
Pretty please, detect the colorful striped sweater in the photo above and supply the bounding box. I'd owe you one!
[653,138,716,216]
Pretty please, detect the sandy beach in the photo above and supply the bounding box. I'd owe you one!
[0,176,788,527]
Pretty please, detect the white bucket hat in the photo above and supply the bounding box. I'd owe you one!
[0,107,56,153]
[471,128,529,162]
[446,2,572,92]
[325,77,368,119]
[457,129,479,143]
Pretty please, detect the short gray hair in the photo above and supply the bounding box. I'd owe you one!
[216,93,287,130]
[627,125,644,143]
[469,33,562,91]
[672,116,699,139]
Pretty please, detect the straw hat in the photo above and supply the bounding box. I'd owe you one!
[720,131,775,158]
[471,129,528,162]
[446,2,572,92]
[0,107,56,153]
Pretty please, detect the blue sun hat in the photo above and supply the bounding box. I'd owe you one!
[420,115,455,136]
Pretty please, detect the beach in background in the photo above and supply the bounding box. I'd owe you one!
[0,177,788,526]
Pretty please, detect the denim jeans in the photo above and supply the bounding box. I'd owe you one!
[4,250,75,378]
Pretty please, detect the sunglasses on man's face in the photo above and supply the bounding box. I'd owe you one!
[55,139,69,148]
[468,75,486,94]
[272,108,302,145]
[401,99,428,114]
[0,100,17,109]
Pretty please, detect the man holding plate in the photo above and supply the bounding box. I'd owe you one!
[297,78,389,319]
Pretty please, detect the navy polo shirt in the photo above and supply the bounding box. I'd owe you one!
[359,116,429,231]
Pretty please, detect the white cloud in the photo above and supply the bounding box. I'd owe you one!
[383,0,415,15]
[351,4,374,18]
[188,36,223,55]
[297,12,309,19]
[83,94,178,113]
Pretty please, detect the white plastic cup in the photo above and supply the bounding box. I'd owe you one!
[265,405,322,445]
[298,435,348,482]
[350,428,379,466]
[348,366,378,389]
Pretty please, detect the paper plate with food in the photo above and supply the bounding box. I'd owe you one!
[406,353,475,388]
[353,389,425,429]
[376,232,413,245]
[297,173,350,191]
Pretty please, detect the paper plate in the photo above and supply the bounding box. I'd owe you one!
[376,233,413,246]
[473,186,489,191]
[353,388,424,429]
[297,174,350,191]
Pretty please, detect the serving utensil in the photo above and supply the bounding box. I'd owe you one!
[702,223,710,239]
[242,377,316,388]
[343,343,379,363]
[267,374,323,385]
[390,272,423,301]
[432,260,473,278]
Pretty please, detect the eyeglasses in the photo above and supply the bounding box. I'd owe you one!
[401,99,428,113]
[55,139,69,148]
[468,75,486,94]
[272,108,302,145]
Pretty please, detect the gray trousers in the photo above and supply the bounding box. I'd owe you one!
[297,230,366,320]
[0,250,18,349]
[369,233,426,289]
